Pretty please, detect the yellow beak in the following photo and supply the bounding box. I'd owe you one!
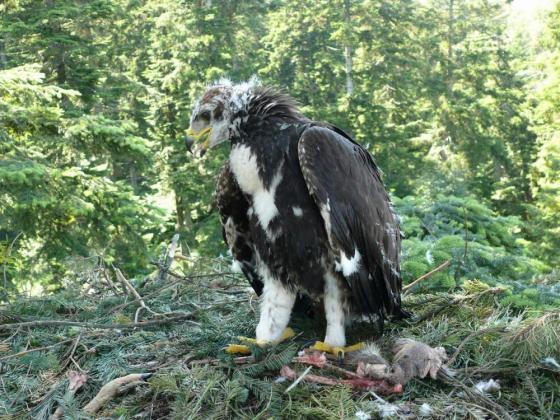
[186,126,212,151]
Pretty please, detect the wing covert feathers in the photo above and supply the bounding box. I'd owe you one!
[298,126,407,319]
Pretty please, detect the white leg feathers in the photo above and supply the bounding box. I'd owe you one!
[255,269,296,343]
[323,272,346,348]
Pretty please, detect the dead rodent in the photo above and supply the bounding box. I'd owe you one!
[392,338,448,382]
[346,339,448,385]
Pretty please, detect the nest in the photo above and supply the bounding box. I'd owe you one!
[0,254,559,419]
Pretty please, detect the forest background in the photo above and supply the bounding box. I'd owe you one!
[1,0,559,309]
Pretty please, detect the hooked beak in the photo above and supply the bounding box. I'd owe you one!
[186,126,212,157]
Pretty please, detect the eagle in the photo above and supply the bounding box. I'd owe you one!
[186,79,409,357]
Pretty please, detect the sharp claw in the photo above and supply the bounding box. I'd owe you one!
[336,348,345,364]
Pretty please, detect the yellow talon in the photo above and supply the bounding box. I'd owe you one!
[279,327,296,341]
[344,342,366,352]
[310,341,366,359]
[225,328,296,355]
[224,344,252,355]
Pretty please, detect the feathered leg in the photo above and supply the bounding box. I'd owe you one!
[323,271,346,348]
[312,272,364,360]
[255,276,296,343]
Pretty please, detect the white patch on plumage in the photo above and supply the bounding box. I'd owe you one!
[253,170,282,230]
[337,249,362,277]
[229,144,261,194]
[319,202,333,244]
[323,271,346,347]
[255,258,296,343]
[229,76,260,112]
[292,206,303,217]
[229,144,282,233]
[231,259,243,273]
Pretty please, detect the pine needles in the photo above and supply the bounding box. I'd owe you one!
[0,256,559,419]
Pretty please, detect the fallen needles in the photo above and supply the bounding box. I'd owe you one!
[447,326,508,366]
[437,368,513,420]
[0,298,247,332]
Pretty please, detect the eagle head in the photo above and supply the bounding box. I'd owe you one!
[186,78,259,155]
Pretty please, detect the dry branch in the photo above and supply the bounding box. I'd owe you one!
[0,312,195,331]
[114,267,159,322]
[0,338,75,361]
[403,260,451,295]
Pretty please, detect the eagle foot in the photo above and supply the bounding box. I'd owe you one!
[224,327,296,355]
[310,341,366,363]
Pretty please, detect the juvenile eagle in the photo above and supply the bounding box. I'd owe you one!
[186,79,408,356]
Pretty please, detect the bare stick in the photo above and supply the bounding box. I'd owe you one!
[403,260,451,295]
[284,365,312,393]
[114,267,158,322]
[0,298,246,332]
[0,338,75,361]
[0,312,195,332]
[60,334,82,370]
[82,373,152,414]
[101,267,120,295]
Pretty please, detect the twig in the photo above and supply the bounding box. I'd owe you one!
[0,298,246,332]
[82,373,152,414]
[101,267,120,295]
[284,365,312,393]
[60,334,82,370]
[0,338,75,361]
[0,313,195,331]
[403,260,451,295]
[413,287,505,323]
[114,267,159,322]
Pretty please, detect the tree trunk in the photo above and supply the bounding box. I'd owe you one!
[446,0,454,95]
[0,40,7,69]
[343,0,353,96]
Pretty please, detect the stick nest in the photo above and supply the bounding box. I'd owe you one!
[0,258,559,419]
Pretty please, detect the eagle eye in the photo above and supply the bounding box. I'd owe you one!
[198,110,211,122]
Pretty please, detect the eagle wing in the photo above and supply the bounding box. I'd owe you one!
[216,162,263,295]
[298,126,407,319]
